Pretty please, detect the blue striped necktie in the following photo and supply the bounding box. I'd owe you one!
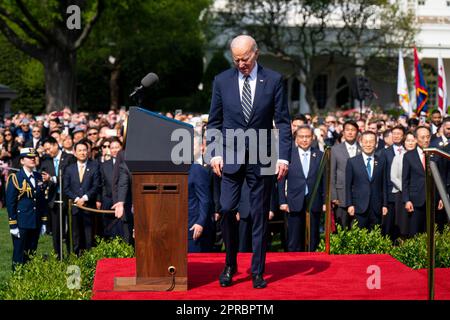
[241,76,252,123]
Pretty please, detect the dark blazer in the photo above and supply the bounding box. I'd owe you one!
[430,136,445,148]
[40,151,76,207]
[100,159,114,208]
[345,153,388,214]
[24,138,43,150]
[207,65,292,174]
[188,164,214,235]
[279,147,324,212]
[63,160,101,211]
[383,145,397,202]
[6,169,47,229]
[402,148,426,207]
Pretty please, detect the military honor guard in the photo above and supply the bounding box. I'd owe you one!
[6,148,48,270]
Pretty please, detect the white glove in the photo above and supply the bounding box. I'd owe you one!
[10,228,20,238]
[40,225,46,236]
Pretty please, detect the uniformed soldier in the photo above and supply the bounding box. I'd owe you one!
[6,148,48,270]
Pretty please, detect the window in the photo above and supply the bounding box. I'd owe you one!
[423,63,437,108]
[313,74,328,109]
[418,0,425,5]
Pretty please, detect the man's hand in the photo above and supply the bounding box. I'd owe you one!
[190,224,204,240]
[347,206,355,216]
[40,224,46,236]
[280,204,290,213]
[236,212,240,221]
[269,211,275,220]
[211,157,223,177]
[438,200,444,211]
[96,201,102,210]
[276,162,289,181]
[74,198,85,207]
[332,199,340,206]
[382,206,388,216]
[405,201,414,213]
[112,202,124,219]
[214,213,221,222]
[41,171,51,182]
[10,228,20,238]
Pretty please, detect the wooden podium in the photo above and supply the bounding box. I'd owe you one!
[114,107,193,291]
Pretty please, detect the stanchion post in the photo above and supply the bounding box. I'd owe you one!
[68,199,73,255]
[58,170,63,261]
[325,148,332,254]
[425,152,436,300]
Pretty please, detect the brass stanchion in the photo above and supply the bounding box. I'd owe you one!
[68,199,73,255]
[325,148,332,255]
[425,152,436,300]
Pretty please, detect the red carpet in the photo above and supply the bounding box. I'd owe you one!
[92,253,450,300]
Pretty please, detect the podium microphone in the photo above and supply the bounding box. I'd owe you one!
[129,72,159,98]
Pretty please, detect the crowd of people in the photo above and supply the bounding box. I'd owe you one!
[1,105,449,268]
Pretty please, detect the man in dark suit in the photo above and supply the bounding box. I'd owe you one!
[6,148,47,270]
[41,137,76,258]
[402,126,434,237]
[346,131,388,230]
[382,126,405,241]
[111,149,134,245]
[207,35,292,289]
[64,141,100,255]
[330,120,361,229]
[279,125,324,251]
[99,138,124,239]
[25,125,44,150]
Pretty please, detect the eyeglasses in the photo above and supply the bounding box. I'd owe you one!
[32,130,40,133]
[102,145,110,149]
[88,132,98,136]
[4,133,11,136]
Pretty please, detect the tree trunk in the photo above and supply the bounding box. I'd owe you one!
[110,62,121,110]
[43,47,77,112]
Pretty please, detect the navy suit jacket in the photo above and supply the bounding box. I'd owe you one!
[63,160,101,212]
[430,136,445,148]
[6,169,47,229]
[345,153,388,214]
[383,145,397,202]
[188,164,214,238]
[278,147,324,213]
[402,148,426,207]
[207,65,292,175]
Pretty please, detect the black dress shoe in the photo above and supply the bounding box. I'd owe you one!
[219,265,237,287]
[252,274,267,289]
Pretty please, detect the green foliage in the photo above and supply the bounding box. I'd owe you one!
[318,223,450,270]
[318,223,393,254]
[0,237,134,300]
[77,0,211,111]
[0,36,45,114]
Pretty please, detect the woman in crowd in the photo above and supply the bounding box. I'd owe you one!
[390,131,417,239]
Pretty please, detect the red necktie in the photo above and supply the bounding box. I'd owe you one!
[421,153,425,170]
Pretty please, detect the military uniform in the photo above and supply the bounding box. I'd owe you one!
[6,154,48,269]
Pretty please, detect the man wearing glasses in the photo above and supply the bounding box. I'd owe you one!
[25,125,44,152]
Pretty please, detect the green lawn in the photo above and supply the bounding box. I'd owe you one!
[0,208,53,284]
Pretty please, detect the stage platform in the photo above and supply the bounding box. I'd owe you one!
[92,252,450,300]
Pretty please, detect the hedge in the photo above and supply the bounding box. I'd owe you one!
[0,237,134,300]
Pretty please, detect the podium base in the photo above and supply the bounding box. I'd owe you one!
[114,276,188,292]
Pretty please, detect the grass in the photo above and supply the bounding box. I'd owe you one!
[0,208,53,285]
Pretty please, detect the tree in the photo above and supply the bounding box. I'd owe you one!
[76,0,210,112]
[0,35,45,113]
[0,0,104,112]
[207,0,416,112]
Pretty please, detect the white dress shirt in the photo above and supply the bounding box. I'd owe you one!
[75,161,89,202]
[345,142,357,158]
[238,62,258,106]
[23,167,35,188]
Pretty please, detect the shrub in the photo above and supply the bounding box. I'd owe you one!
[317,223,393,254]
[0,237,134,300]
[391,225,450,269]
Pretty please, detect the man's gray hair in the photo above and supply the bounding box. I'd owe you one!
[230,35,258,52]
